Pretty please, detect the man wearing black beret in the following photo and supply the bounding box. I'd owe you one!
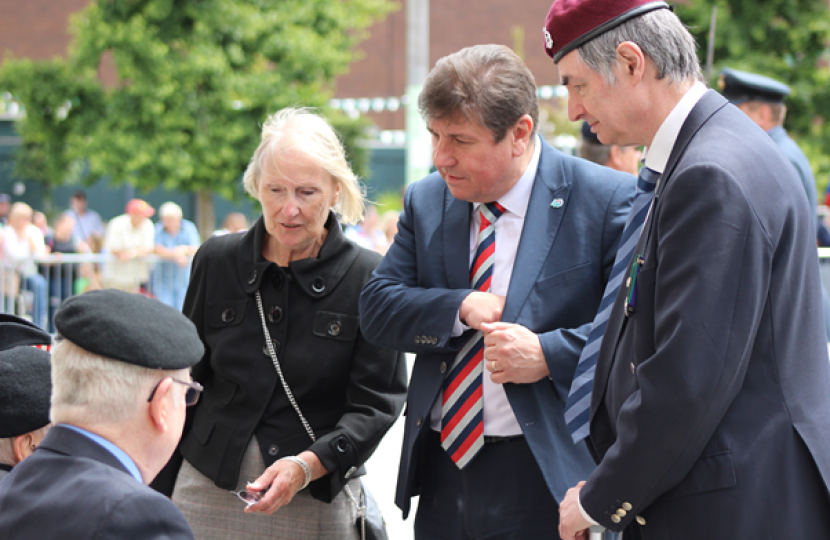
[0,315,53,482]
[544,0,830,539]
[0,289,205,540]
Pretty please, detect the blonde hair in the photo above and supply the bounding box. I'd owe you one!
[242,107,365,225]
[50,339,174,426]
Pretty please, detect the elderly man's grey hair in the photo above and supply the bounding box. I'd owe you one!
[577,8,703,86]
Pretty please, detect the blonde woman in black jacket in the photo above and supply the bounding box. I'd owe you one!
[154,108,407,539]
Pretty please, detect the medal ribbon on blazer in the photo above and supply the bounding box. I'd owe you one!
[564,167,658,443]
[441,201,505,469]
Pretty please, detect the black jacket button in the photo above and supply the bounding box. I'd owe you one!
[271,272,284,290]
[221,309,234,323]
[328,321,341,336]
[247,270,257,285]
[335,438,350,453]
[268,444,279,456]
[311,277,326,293]
[268,306,283,323]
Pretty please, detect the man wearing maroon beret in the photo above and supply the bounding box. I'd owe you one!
[543,1,830,539]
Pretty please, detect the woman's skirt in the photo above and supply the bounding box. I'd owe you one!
[172,437,360,540]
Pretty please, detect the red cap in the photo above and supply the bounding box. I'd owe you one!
[125,198,155,217]
[543,0,670,63]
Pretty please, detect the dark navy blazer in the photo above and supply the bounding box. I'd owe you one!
[359,138,635,517]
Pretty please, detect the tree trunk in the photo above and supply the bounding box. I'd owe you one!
[195,189,215,241]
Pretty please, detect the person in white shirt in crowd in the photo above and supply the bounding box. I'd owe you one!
[103,199,156,293]
[2,203,48,329]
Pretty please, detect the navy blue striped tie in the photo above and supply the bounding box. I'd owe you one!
[564,167,659,442]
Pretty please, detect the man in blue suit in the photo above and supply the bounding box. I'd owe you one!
[545,1,830,539]
[359,44,635,540]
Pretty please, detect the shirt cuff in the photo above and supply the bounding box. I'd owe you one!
[578,493,599,526]
[452,311,470,337]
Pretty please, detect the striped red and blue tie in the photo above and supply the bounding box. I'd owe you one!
[441,201,505,469]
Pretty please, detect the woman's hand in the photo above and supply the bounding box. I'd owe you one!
[243,451,328,514]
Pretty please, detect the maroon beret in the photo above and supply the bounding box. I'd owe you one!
[543,0,671,63]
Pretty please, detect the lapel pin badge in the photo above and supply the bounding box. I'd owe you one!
[551,198,564,208]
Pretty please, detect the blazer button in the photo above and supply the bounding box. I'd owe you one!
[311,277,326,293]
[414,336,421,344]
[221,309,234,323]
[616,509,627,517]
[622,502,632,511]
[416,416,423,427]
[268,306,283,323]
[636,516,646,526]
[440,362,447,374]
[611,515,621,524]
[335,438,350,453]
[247,270,257,285]
[328,321,342,336]
[268,444,279,456]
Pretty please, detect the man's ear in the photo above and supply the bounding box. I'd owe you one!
[148,377,174,434]
[616,42,646,81]
[12,433,34,464]
[511,114,534,157]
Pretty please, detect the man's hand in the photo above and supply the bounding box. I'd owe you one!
[559,481,593,540]
[459,291,505,329]
[481,322,549,384]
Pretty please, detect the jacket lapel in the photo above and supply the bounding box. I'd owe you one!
[503,140,569,323]
[443,187,473,289]
[591,90,729,418]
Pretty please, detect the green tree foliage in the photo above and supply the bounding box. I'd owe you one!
[0,0,392,223]
[677,0,830,190]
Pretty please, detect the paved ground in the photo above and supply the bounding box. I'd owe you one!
[363,354,417,540]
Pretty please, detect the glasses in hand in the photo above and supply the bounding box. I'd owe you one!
[146,377,204,406]
[231,488,264,507]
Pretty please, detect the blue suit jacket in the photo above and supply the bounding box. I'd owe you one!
[359,138,635,517]
[0,425,194,540]
[585,91,830,539]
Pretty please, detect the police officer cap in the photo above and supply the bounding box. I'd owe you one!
[719,68,791,105]
[54,289,204,370]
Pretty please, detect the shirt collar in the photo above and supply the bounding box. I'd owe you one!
[474,133,541,218]
[643,81,708,174]
[62,424,143,483]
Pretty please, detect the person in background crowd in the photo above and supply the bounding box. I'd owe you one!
[2,203,47,329]
[0,289,203,539]
[578,120,641,176]
[65,191,104,243]
[359,44,634,539]
[42,214,90,332]
[32,212,52,242]
[543,1,830,538]
[380,209,400,246]
[212,212,249,236]
[0,314,53,483]
[103,199,155,293]
[153,202,200,311]
[152,107,407,540]
[0,193,11,225]
[344,205,388,254]
[720,67,830,341]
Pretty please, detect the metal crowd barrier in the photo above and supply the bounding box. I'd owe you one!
[0,252,194,331]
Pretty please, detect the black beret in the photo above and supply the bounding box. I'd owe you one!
[0,313,51,352]
[0,346,52,438]
[54,289,204,370]
[719,67,791,105]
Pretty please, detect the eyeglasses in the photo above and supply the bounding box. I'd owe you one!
[147,377,204,407]
[231,489,264,507]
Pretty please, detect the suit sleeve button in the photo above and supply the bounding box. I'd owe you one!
[440,362,448,373]
[636,516,646,526]
[416,416,423,427]
[622,502,632,511]
[616,509,627,517]
[611,515,621,524]
[415,336,421,344]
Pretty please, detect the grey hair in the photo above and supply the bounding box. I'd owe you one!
[50,339,175,426]
[577,8,702,86]
[242,107,366,226]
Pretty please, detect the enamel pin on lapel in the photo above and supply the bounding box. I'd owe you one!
[551,198,564,208]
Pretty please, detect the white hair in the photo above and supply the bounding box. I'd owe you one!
[158,202,183,219]
[50,339,174,426]
[242,107,366,226]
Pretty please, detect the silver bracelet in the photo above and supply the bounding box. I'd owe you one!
[279,456,312,490]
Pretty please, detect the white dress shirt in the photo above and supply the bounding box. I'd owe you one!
[430,134,542,437]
